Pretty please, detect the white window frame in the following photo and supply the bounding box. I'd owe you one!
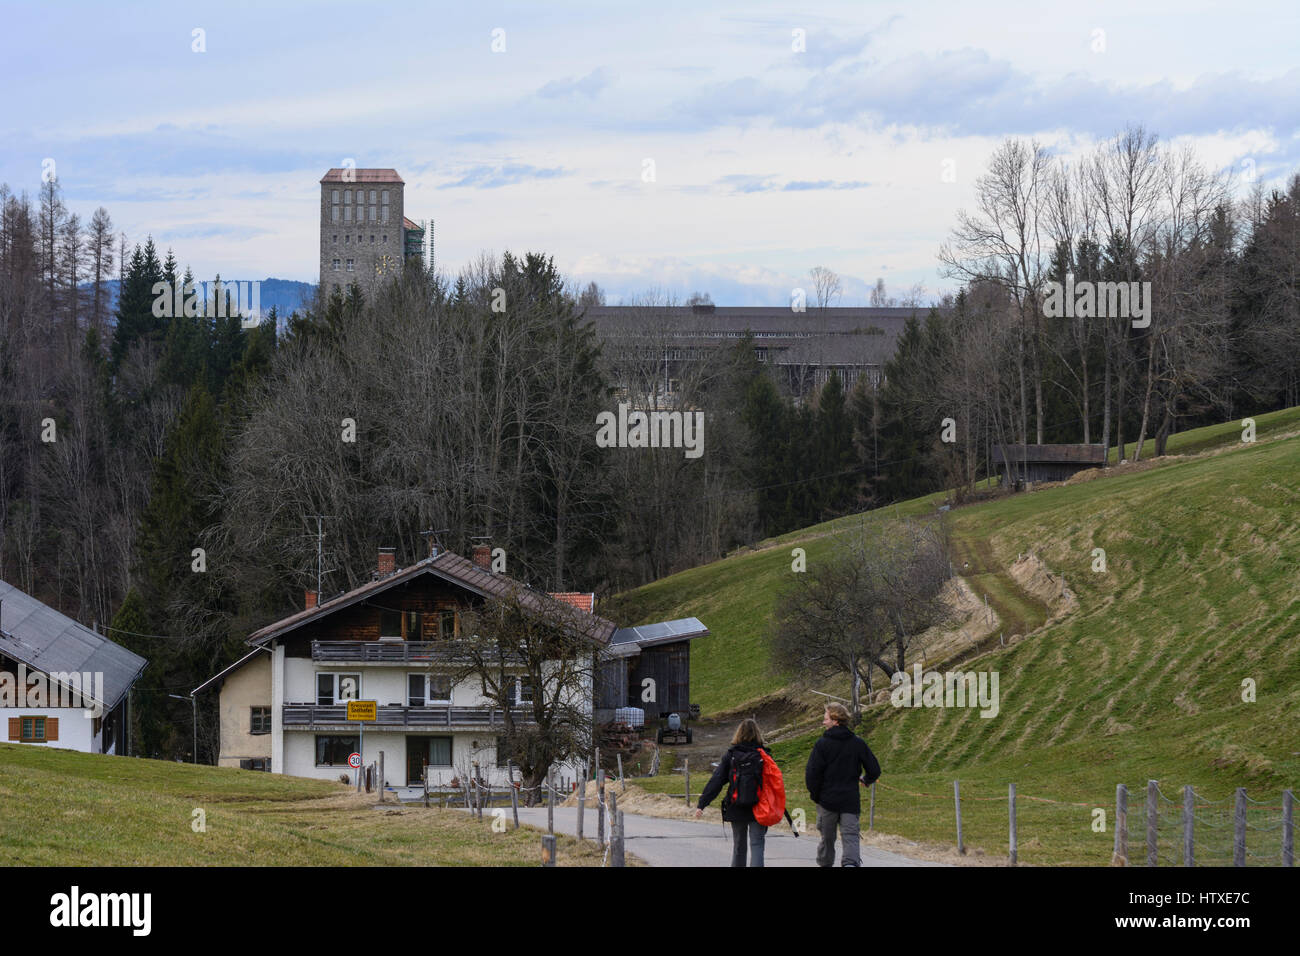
[317,672,362,705]
[407,673,453,706]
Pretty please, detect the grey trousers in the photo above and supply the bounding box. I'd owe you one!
[730,819,767,867]
[816,805,861,867]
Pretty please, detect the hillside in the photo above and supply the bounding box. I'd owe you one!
[0,744,601,866]
[615,407,1300,864]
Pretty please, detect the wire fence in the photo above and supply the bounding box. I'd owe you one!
[869,778,1294,866]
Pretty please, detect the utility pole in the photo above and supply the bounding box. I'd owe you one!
[306,515,336,599]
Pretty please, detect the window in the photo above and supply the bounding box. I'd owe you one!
[331,258,340,271]
[381,206,389,223]
[495,736,511,768]
[331,206,340,223]
[250,707,271,734]
[346,259,354,272]
[427,736,452,766]
[331,234,337,243]
[380,609,401,639]
[343,190,351,204]
[344,234,349,243]
[368,206,377,222]
[315,735,358,767]
[21,716,47,741]
[405,610,422,641]
[316,672,361,705]
[240,758,270,771]
[332,189,340,204]
[370,234,375,244]
[381,234,387,243]
[369,189,377,204]
[407,674,452,707]
[437,610,457,640]
[344,206,352,222]
[381,190,389,204]
[509,678,535,706]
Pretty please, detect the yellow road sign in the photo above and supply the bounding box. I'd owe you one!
[346,700,377,721]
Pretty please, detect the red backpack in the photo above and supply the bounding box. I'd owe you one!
[753,750,786,827]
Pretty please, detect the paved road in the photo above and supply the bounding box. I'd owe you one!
[504,806,946,867]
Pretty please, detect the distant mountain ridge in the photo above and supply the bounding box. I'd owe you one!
[85,278,316,319]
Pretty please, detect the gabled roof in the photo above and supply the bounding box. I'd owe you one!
[402,217,422,231]
[321,168,404,184]
[0,578,147,710]
[247,550,617,646]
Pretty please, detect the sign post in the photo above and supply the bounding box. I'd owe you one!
[347,700,377,791]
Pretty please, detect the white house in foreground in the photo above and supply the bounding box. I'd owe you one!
[194,545,707,793]
[0,578,147,754]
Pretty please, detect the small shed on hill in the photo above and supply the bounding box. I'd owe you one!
[595,618,709,723]
[993,444,1106,484]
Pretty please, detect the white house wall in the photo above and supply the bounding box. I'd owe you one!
[1,707,100,752]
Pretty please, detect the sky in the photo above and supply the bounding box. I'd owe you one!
[2,0,1298,305]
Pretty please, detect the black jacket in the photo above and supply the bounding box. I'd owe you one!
[804,724,881,815]
[697,742,768,823]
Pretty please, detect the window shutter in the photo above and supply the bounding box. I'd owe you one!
[7,718,18,741]
[46,717,58,742]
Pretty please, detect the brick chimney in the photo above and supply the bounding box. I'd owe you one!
[471,544,492,570]
[378,547,396,576]
[305,590,318,610]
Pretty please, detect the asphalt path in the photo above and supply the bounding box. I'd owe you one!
[504,805,947,867]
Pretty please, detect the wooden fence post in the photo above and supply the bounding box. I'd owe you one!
[1233,788,1247,867]
[954,780,964,855]
[577,768,587,841]
[1114,784,1128,865]
[547,769,555,835]
[610,791,623,867]
[423,765,429,808]
[1008,783,1017,865]
[614,809,626,868]
[541,833,556,867]
[1183,785,1194,867]
[378,751,385,803]
[684,758,690,807]
[618,753,625,792]
[1283,790,1294,868]
[597,769,606,850]
[508,761,519,829]
[1146,780,1158,867]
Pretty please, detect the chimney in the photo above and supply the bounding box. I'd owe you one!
[378,547,396,576]
[471,544,492,570]
[305,590,318,610]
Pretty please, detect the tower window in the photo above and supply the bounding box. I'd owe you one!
[369,189,377,203]
[331,189,339,204]
[331,207,339,222]
[344,190,351,204]
[381,190,389,204]
[344,206,352,222]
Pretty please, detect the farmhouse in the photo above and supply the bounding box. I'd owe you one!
[194,544,707,793]
[0,578,146,754]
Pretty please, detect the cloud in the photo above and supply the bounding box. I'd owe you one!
[445,163,570,189]
[537,67,614,99]
[714,174,870,193]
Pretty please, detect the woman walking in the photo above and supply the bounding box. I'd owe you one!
[694,718,772,866]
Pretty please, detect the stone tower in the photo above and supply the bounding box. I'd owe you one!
[319,168,407,297]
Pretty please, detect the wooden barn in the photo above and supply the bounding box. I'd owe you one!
[994,444,1106,485]
[595,618,709,723]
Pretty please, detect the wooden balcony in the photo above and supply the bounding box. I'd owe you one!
[281,703,536,730]
[311,640,454,663]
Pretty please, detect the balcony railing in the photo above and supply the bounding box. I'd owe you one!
[282,703,536,730]
[311,640,452,662]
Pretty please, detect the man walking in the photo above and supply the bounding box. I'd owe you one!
[805,702,881,867]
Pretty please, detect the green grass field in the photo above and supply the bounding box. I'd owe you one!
[0,744,603,866]
[618,406,1300,865]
